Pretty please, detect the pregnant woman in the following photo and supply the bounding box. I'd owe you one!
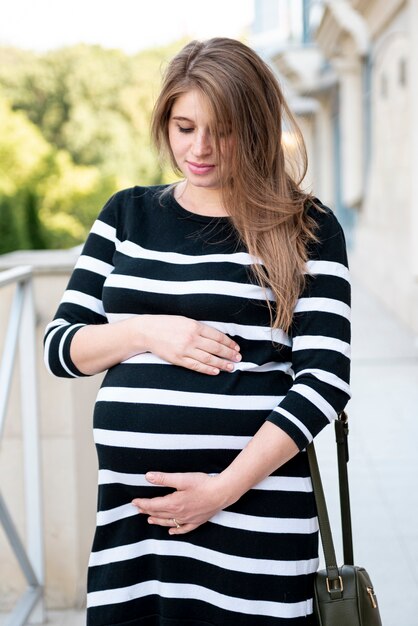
[44,37,351,626]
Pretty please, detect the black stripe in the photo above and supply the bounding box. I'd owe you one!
[100,364,293,394]
[95,445,312,479]
[303,274,350,302]
[88,553,315,603]
[95,484,316,521]
[93,403,269,437]
[102,289,275,326]
[112,253,255,284]
[91,515,319,562]
[293,312,350,342]
[87,595,316,626]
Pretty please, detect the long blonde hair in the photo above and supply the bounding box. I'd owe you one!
[151,38,319,333]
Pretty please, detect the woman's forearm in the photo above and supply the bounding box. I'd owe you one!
[217,421,300,508]
[70,317,148,375]
[69,314,242,376]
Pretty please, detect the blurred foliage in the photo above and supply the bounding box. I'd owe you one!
[0,40,185,253]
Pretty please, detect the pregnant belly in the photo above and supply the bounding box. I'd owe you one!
[93,359,291,476]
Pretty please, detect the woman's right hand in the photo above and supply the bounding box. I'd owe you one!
[133,315,241,375]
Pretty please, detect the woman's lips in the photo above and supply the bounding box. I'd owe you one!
[187,161,216,175]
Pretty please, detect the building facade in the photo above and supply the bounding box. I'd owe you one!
[252,0,418,335]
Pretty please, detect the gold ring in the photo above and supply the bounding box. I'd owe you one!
[172,518,181,529]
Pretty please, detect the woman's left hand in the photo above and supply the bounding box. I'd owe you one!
[131,471,229,535]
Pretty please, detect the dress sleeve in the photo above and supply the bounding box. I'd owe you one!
[266,206,351,450]
[43,191,122,378]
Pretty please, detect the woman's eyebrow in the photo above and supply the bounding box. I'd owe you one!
[171,116,195,122]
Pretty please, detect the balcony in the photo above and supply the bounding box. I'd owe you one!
[0,251,101,623]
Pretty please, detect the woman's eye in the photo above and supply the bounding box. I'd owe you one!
[178,126,194,134]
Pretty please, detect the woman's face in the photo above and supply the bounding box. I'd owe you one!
[168,89,232,191]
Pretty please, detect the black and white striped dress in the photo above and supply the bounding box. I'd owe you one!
[44,185,351,626]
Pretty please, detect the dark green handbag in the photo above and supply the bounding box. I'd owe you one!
[307,413,382,626]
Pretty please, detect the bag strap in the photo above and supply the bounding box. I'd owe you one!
[334,411,354,565]
[306,411,354,596]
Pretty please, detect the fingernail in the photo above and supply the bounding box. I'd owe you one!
[234,354,241,361]
[146,472,156,481]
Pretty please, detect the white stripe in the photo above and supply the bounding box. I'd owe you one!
[295,368,351,396]
[292,335,351,357]
[87,579,312,618]
[106,313,136,323]
[43,322,70,374]
[61,290,105,317]
[44,318,69,334]
[58,324,85,377]
[120,352,293,374]
[294,297,350,320]
[253,474,313,492]
[96,503,138,526]
[271,407,313,442]
[120,352,157,364]
[96,387,284,410]
[104,274,274,301]
[107,316,291,348]
[306,260,350,282]
[201,320,290,346]
[96,500,317,535]
[210,510,318,534]
[98,470,312,493]
[74,254,114,277]
[291,383,337,422]
[94,429,251,450]
[240,361,294,374]
[89,537,318,576]
[90,219,118,243]
[98,470,152,487]
[118,239,258,266]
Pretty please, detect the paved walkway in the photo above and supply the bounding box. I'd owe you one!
[0,611,85,625]
[315,279,418,626]
[2,280,417,626]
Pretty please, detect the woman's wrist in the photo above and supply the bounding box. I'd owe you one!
[212,423,300,511]
[126,314,153,353]
[213,470,248,509]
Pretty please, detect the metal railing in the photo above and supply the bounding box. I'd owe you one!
[0,266,44,625]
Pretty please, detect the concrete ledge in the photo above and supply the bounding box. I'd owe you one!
[0,247,82,275]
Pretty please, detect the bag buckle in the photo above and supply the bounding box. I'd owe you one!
[326,576,344,594]
[336,411,349,461]
[367,586,378,609]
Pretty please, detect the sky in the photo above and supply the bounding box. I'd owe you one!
[0,0,255,54]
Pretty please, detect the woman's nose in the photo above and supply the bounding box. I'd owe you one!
[191,130,212,156]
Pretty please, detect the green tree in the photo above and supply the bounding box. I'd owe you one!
[0,39,188,251]
[0,97,51,252]
[0,40,185,186]
[0,96,118,252]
